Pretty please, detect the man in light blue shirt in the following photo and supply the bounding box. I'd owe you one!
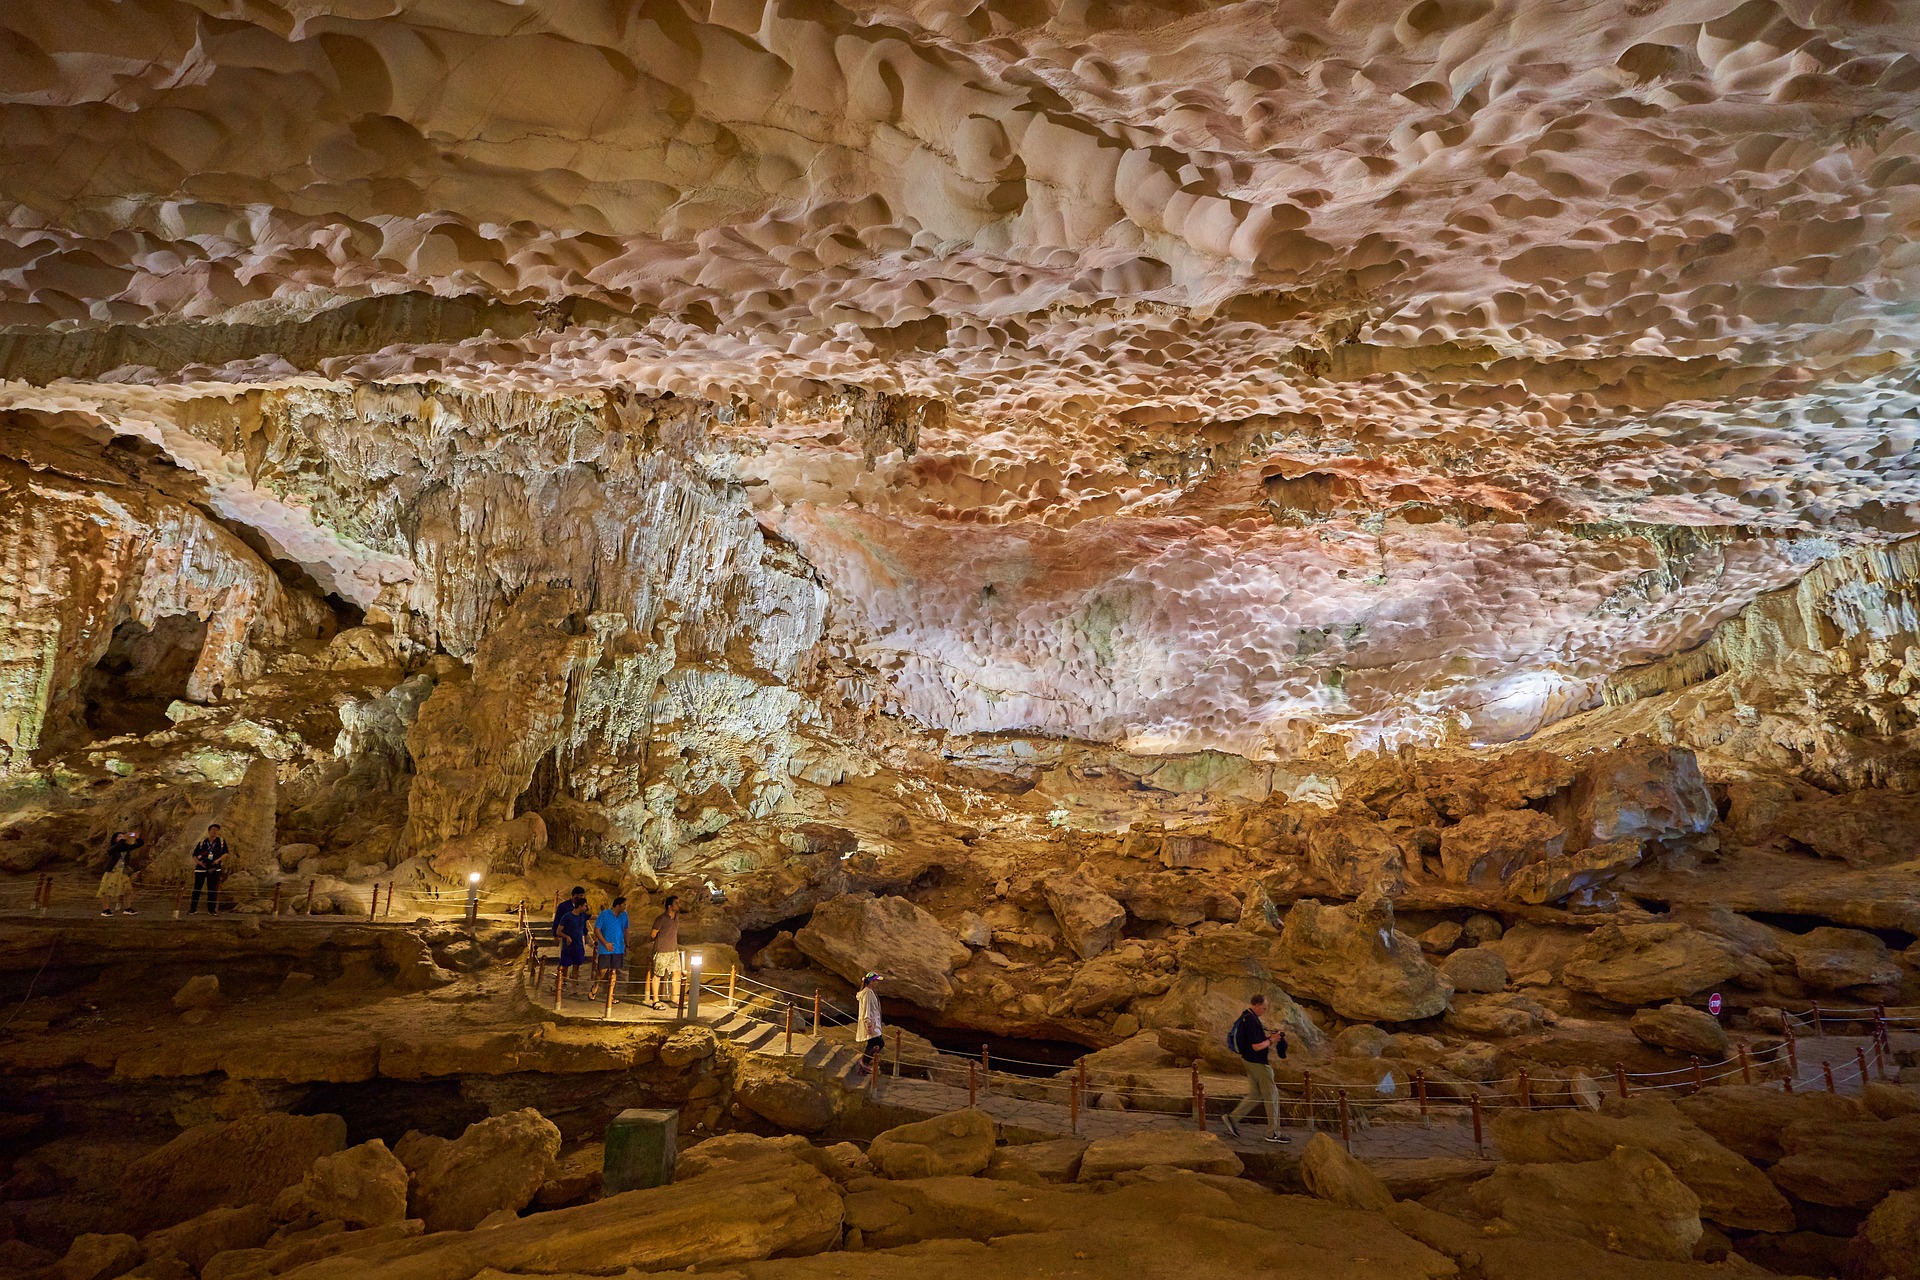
[590,895,630,1003]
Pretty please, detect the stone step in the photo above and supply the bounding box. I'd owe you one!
[731,1021,780,1051]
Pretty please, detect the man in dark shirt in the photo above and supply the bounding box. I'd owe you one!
[189,824,228,915]
[553,886,588,934]
[1222,993,1289,1143]
[553,891,591,995]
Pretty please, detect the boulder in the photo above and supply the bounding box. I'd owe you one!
[869,1109,997,1179]
[1135,930,1325,1055]
[535,1144,605,1207]
[1443,992,1546,1037]
[171,976,220,1010]
[1041,870,1128,961]
[120,1113,347,1231]
[1438,947,1507,993]
[1332,1024,1391,1058]
[796,894,970,1010]
[293,1139,408,1228]
[987,1138,1087,1184]
[1490,1099,1792,1231]
[733,1059,837,1133]
[1077,1129,1243,1181]
[1304,816,1406,897]
[251,1143,843,1276]
[1866,1188,1920,1280]
[1553,743,1715,850]
[57,1233,141,1280]
[1299,1133,1394,1211]
[659,1025,717,1068]
[1461,913,1504,946]
[955,912,992,949]
[1272,896,1451,1022]
[1469,1146,1702,1261]
[412,1107,562,1231]
[139,1205,276,1273]
[1770,1114,1920,1208]
[1786,927,1901,992]
[1438,810,1564,885]
[1504,838,1644,906]
[380,932,457,991]
[1629,1003,1729,1058]
[1416,921,1462,955]
[1674,1086,1868,1163]
[1560,923,1766,1005]
[1777,790,1920,868]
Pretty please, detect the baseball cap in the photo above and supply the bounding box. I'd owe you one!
[862,972,883,984]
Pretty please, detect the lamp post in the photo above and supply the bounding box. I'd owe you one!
[686,952,703,1020]
[465,871,480,926]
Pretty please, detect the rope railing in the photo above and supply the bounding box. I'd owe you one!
[517,945,1911,1134]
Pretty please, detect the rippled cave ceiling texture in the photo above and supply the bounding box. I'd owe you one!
[4,0,1920,758]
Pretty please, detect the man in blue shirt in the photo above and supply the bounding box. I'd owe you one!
[590,895,630,1003]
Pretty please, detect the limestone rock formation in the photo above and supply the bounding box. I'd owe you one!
[868,1110,997,1179]
[119,1113,347,1232]
[1560,923,1766,1006]
[1468,1147,1703,1261]
[288,1140,409,1229]
[1077,1130,1244,1181]
[1629,1004,1730,1059]
[410,1108,563,1232]
[1489,1100,1792,1232]
[1041,870,1128,961]
[1299,1134,1395,1212]
[1272,898,1452,1023]
[796,895,969,1011]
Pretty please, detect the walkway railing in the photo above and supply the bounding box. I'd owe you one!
[520,921,1920,1151]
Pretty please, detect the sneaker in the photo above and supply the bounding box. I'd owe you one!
[100,909,113,916]
[1264,1132,1290,1144]
[1221,1115,1241,1139]
[122,908,137,915]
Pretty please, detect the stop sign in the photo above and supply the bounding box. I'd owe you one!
[1708,992,1723,1016]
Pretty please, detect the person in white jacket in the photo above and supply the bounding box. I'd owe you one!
[855,972,885,1087]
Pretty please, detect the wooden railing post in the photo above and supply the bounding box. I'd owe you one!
[1415,1070,1429,1126]
[1470,1094,1483,1154]
[1338,1089,1352,1149]
[1517,1067,1531,1110]
[1689,1057,1704,1094]
[968,1061,978,1107]
[1613,1062,1629,1100]
[1738,1043,1753,1084]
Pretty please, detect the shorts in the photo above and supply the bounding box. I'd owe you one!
[98,869,132,898]
[595,952,626,972]
[560,938,587,967]
[652,949,684,978]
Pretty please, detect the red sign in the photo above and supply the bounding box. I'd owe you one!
[1708,993,1722,1016]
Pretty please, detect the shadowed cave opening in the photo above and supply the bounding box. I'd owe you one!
[78,615,207,738]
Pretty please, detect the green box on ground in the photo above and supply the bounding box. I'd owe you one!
[604,1107,678,1193]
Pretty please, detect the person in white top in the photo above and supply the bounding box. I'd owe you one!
[855,971,885,1087]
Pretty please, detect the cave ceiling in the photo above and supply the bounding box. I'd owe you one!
[3,0,1920,756]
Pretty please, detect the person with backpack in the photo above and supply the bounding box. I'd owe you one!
[189,824,229,914]
[1221,992,1289,1143]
